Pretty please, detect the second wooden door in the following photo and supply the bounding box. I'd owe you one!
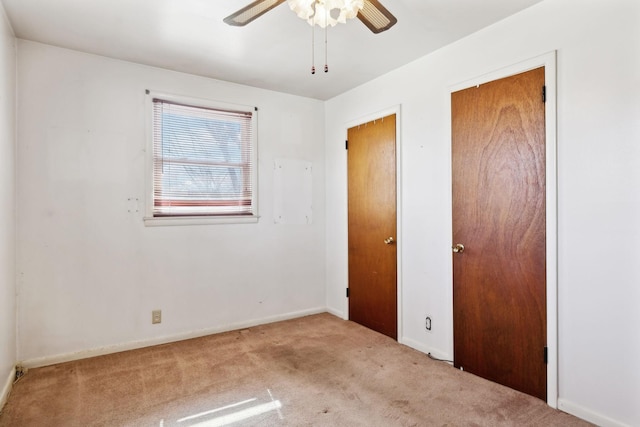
[348,114,397,340]
[452,67,547,400]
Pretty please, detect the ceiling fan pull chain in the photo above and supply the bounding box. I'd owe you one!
[324,7,329,73]
[311,23,315,74]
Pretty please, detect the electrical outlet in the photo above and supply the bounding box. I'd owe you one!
[152,310,162,324]
[425,316,432,332]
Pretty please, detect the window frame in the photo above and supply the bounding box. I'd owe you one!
[144,91,259,226]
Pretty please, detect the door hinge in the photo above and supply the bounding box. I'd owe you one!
[544,346,548,364]
[345,140,348,150]
[346,288,350,298]
[542,85,547,103]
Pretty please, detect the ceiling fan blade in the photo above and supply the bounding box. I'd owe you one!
[357,0,397,34]
[224,0,287,26]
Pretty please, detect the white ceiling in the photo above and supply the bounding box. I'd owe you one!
[1,0,543,100]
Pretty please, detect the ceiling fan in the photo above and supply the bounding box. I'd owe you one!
[224,0,397,34]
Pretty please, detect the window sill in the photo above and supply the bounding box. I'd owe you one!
[143,215,259,227]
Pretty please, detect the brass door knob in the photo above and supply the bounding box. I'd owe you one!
[452,243,465,253]
[384,237,395,245]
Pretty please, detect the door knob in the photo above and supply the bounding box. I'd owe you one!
[384,237,395,245]
[452,243,465,253]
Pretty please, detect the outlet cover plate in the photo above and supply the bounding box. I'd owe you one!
[152,310,162,324]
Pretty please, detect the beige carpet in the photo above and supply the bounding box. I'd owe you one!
[0,313,591,426]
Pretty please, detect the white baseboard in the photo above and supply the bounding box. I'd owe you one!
[21,307,327,369]
[400,337,452,362]
[325,307,346,320]
[558,398,631,427]
[0,366,15,412]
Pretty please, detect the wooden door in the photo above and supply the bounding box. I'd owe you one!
[348,114,397,340]
[452,67,546,400]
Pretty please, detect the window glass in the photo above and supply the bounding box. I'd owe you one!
[149,97,257,220]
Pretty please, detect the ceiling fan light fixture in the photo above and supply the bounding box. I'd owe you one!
[287,0,364,28]
[223,0,397,76]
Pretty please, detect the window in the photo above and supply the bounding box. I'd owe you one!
[145,93,257,225]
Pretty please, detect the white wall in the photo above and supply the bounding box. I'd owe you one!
[325,1,640,426]
[0,0,16,401]
[16,41,326,365]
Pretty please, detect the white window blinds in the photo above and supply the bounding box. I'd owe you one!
[152,98,255,217]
